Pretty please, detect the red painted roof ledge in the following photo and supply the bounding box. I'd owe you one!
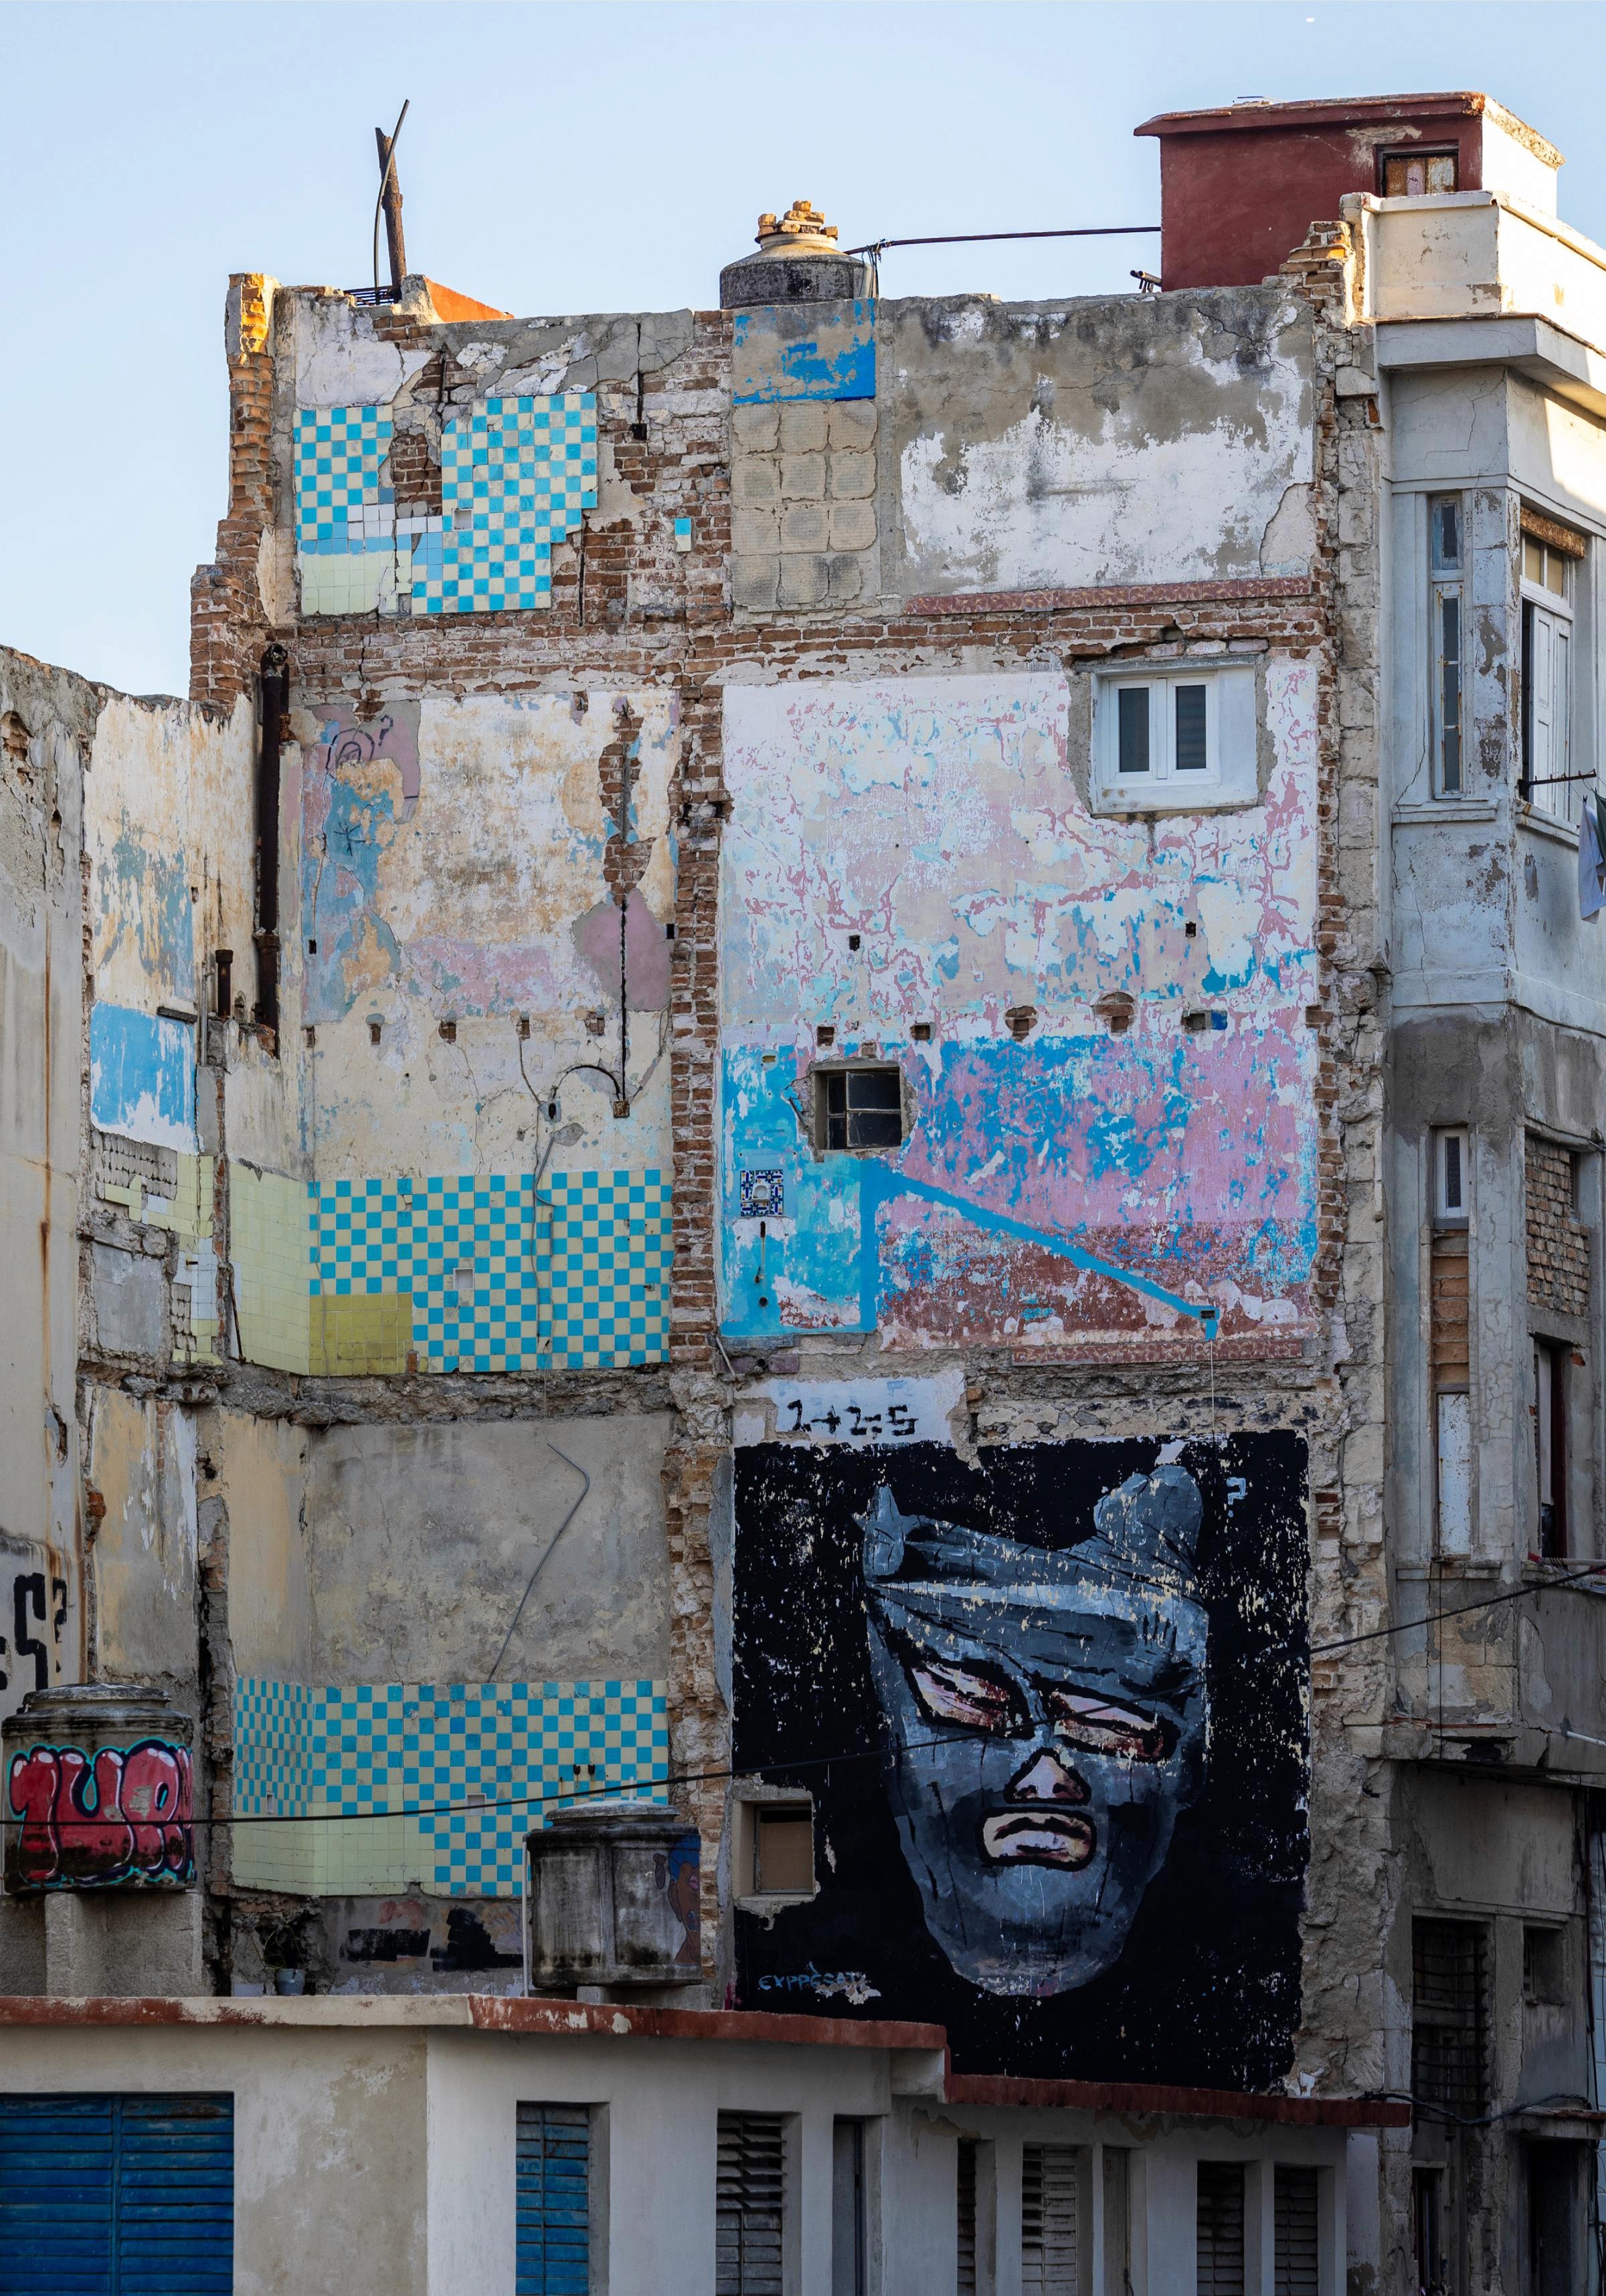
[0,1996,1408,2125]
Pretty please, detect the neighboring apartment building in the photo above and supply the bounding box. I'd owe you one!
[0,82,1602,2296]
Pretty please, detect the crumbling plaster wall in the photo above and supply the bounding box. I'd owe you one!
[0,647,89,1728]
[717,660,1321,1351]
[288,689,677,1183]
[879,288,1317,601]
[183,253,1402,2074]
[301,1413,671,1686]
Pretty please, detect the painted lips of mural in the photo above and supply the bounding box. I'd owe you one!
[980,1808,1095,1869]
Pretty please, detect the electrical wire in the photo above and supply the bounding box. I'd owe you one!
[1310,1557,1606,1657]
[15,1554,1606,1840]
[842,224,1161,258]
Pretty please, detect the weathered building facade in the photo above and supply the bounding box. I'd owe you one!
[2,84,1605,2296]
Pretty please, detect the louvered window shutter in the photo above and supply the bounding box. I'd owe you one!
[1273,2166,1319,2295]
[956,2138,978,2296]
[1020,2143,1080,2295]
[716,2112,786,2296]
[515,2104,591,2296]
[1196,2163,1247,2296]
[0,2093,234,2295]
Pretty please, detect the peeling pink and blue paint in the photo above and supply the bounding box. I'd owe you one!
[718,670,1320,1349]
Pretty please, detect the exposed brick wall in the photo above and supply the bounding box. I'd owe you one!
[1526,1133,1591,1317]
[191,278,1368,2003]
[191,275,277,710]
[1431,1232,1471,1386]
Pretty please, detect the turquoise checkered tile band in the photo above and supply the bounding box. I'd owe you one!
[293,393,597,617]
[306,1168,670,1371]
[293,404,395,554]
[232,1677,670,1898]
[416,393,598,615]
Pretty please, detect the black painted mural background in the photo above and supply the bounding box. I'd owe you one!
[732,1432,1309,2087]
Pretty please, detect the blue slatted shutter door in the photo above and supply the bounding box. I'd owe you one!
[116,2098,234,2294]
[0,2095,233,2296]
[0,2096,115,2295]
[516,2103,590,2296]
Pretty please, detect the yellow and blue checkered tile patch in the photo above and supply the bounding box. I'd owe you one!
[306,1169,670,1371]
[233,1677,669,1897]
[293,393,597,617]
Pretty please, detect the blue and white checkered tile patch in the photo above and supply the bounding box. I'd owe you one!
[414,393,598,615]
[292,404,395,555]
[232,1677,670,1897]
[292,393,597,616]
[306,1169,670,1371]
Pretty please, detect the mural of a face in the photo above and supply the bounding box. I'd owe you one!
[861,1464,1208,1996]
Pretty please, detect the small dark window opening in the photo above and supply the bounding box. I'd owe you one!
[1381,148,1459,197]
[833,2120,867,2296]
[1117,686,1150,775]
[1535,1338,1569,1558]
[1524,1924,1567,2006]
[753,1806,814,1896]
[1413,2168,1447,2296]
[213,950,232,1019]
[1413,1918,1489,2115]
[818,1066,903,1152]
[1174,684,1209,771]
[1528,2139,1586,2296]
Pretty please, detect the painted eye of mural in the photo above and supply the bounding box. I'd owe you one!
[907,1654,1022,1734]
[1043,1687,1168,1763]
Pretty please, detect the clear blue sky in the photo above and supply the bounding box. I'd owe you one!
[5,1,1603,697]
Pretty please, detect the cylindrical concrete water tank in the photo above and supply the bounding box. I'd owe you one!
[525,1802,701,1989]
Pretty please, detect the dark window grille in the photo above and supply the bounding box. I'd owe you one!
[717,2112,786,2296]
[1020,2143,1079,2294]
[515,2103,590,2296]
[1273,2165,1319,2295]
[1196,2162,1247,2296]
[819,1067,903,1152]
[1413,1919,1489,2115]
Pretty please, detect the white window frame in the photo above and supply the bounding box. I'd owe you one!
[1521,533,1577,824]
[1429,494,1465,798]
[1435,1127,1470,1224]
[1091,665,1257,814]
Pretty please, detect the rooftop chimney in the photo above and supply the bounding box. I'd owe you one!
[1134,91,1562,291]
[719,198,874,308]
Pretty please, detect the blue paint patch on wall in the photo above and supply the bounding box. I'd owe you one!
[732,301,876,404]
[718,1034,1318,1340]
[89,1002,197,1150]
